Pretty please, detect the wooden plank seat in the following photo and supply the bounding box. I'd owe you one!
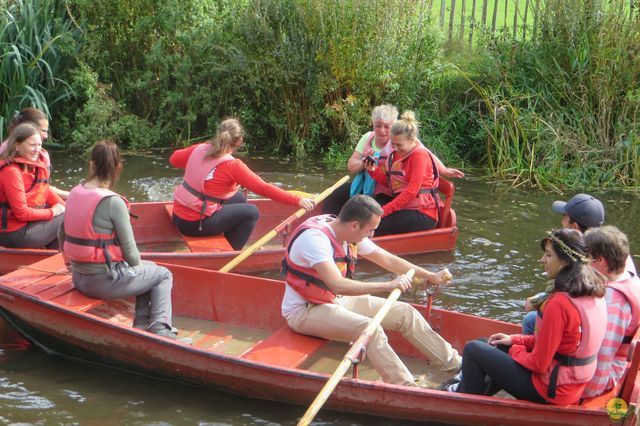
[51,286,104,312]
[163,204,233,252]
[241,326,327,369]
[17,274,103,312]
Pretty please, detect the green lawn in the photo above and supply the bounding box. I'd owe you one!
[431,0,534,40]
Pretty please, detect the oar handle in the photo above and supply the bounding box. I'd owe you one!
[297,269,415,426]
[219,175,349,273]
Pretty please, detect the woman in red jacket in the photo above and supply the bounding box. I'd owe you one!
[444,228,608,405]
[170,118,315,250]
[1,107,69,199]
[365,111,441,236]
[0,123,65,248]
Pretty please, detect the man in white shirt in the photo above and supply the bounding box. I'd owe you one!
[282,195,461,386]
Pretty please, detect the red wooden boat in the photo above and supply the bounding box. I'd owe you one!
[0,254,637,425]
[0,179,458,275]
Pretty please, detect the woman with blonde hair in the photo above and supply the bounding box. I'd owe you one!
[324,105,463,218]
[365,111,443,235]
[170,118,315,250]
[0,123,65,248]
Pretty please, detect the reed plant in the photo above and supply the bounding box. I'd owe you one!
[0,0,79,138]
[463,0,640,189]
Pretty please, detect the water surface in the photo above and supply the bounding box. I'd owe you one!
[1,150,638,424]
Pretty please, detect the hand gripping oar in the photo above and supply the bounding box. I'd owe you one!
[218,175,350,273]
[297,269,415,426]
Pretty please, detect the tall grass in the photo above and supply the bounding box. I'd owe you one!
[461,0,640,189]
[0,0,79,138]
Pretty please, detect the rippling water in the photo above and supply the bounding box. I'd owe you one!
[1,150,638,424]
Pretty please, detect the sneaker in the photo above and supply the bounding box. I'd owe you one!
[437,376,461,392]
[149,326,193,345]
[133,322,177,334]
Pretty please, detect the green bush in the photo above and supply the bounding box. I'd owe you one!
[455,0,640,188]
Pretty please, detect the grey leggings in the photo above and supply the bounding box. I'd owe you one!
[73,260,173,329]
[0,214,63,249]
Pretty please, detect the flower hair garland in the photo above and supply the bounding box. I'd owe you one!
[547,232,590,264]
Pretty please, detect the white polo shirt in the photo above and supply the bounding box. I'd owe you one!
[281,223,376,319]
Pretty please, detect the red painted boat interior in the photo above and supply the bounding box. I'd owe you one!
[2,254,640,424]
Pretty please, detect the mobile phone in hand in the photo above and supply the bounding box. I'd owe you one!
[363,155,376,165]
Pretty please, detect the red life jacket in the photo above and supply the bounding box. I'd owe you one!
[281,215,358,304]
[0,157,51,231]
[377,143,441,219]
[609,276,640,356]
[172,143,238,228]
[63,184,127,268]
[535,292,607,399]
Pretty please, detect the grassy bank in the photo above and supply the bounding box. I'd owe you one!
[1,0,638,190]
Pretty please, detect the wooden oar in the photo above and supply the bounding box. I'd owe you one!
[297,269,415,426]
[287,189,316,198]
[219,175,349,273]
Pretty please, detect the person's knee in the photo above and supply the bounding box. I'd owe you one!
[394,302,426,328]
[156,266,173,290]
[522,311,536,335]
[370,324,389,343]
[244,204,259,220]
[463,339,486,358]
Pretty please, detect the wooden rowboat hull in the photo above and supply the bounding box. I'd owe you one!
[0,255,635,425]
[0,180,459,275]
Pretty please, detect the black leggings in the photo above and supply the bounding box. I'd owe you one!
[0,215,63,249]
[321,181,351,216]
[459,339,547,403]
[172,192,259,250]
[373,194,437,236]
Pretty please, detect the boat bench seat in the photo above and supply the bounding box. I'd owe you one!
[163,205,233,252]
[52,288,104,312]
[22,276,104,312]
[241,326,327,369]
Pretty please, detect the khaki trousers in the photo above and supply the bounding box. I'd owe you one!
[286,294,461,386]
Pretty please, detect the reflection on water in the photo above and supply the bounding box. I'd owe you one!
[2,150,639,424]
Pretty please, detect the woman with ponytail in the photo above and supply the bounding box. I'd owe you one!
[365,111,443,236]
[443,228,608,405]
[59,141,188,342]
[170,118,315,250]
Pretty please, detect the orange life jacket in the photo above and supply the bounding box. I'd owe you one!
[0,157,51,231]
[535,292,607,398]
[281,215,357,304]
[172,143,238,229]
[609,276,640,356]
[63,184,127,269]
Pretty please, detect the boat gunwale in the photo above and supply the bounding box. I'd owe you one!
[0,280,616,421]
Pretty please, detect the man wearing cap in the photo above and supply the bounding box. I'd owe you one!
[521,194,637,335]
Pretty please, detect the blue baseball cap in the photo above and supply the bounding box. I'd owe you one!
[552,194,605,229]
